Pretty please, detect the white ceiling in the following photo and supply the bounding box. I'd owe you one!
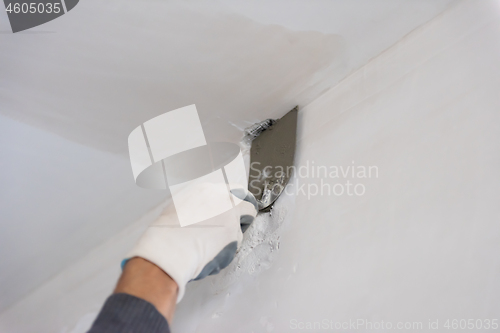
[0,0,456,313]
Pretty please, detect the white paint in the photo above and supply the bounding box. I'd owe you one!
[218,0,455,71]
[224,152,248,195]
[173,1,500,331]
[0,199,167,333]
[143,105,206,163]
[127,126,151,180]
[1,0,477,332]
[0,115,167,312]
[169,170,232,227]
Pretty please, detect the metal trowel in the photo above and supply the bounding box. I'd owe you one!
[247,106,298,211]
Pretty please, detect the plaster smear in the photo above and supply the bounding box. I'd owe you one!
[213,192,292,291]
[212,126,295,291]
[171,131,297,332]
[0,0,455,318]
[172,190,297,333]
[0,0,346,156]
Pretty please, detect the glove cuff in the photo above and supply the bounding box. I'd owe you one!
[124,227,195,303]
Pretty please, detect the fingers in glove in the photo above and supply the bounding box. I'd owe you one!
[192,241,238,281]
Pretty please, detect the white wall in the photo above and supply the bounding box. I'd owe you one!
[0,115,167,313]
[0,0,455,313]
[172,1,500,331]
[3,0,500,332]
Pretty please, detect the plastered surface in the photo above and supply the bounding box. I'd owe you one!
[0,0,455,314]
[173,2,500,331]
[1,1,481,332]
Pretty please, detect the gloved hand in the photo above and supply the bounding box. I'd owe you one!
[123,182,258,303]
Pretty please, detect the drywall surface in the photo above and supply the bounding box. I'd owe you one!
[0,0,456,315]
[0,0,455,154]
[171,1,500,331]
[2,1,499,332]
[0,115,168,312]
[0,198,167,333]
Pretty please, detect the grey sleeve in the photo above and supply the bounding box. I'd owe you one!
[87,293,170,333]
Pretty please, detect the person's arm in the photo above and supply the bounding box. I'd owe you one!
[88,258,177,333]
[114,257,178,323]
[88,184,258,332]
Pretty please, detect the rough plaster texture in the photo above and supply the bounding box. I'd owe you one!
[0,0,455,316]
[173,1,500,331]
[4,1,490,332]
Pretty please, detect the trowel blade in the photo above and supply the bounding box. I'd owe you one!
[248,106,298,211]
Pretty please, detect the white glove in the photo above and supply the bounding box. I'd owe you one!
[123,183,258,303]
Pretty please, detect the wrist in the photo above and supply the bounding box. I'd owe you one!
[114,257,178,323]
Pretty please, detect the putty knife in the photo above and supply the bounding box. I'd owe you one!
[247,106,298,211]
